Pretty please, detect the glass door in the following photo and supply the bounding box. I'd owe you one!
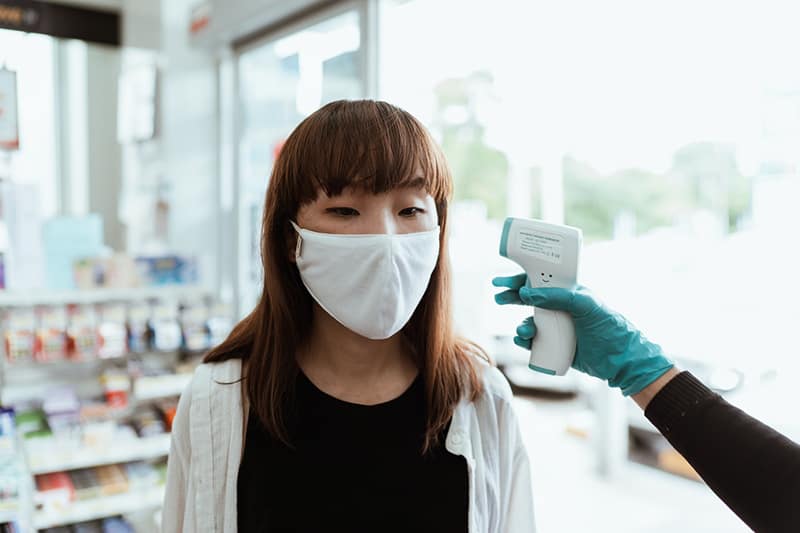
[235,8,364,315]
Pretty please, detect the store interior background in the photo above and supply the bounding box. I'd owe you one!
[1,0,799,531]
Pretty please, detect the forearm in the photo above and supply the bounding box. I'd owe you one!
[644,371,800,532]
[632,366,680,410]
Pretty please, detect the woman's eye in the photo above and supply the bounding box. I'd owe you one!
[399,207,425,217]
[327,207,359,217]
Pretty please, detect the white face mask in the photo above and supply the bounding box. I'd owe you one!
[291,221,441,340]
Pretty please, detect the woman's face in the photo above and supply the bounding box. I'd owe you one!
[296,184,438,235]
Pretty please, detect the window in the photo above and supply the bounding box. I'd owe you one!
[0,29,58,217]
[379,0,800,375]
[378,3,800,531]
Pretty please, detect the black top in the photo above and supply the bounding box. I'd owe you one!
[645,371,800,532]
[237,372,468,533]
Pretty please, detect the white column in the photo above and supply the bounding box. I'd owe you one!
[57,40,89,217]
[217,48,238,312]
[361,0,380,99]
[505,147,533,218]
[593,381,629,479]
[539,151,564,224]
[86,44,124,250]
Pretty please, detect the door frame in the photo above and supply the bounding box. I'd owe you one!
[221,0,379,319]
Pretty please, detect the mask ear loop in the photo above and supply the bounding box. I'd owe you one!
[290,220,303,259]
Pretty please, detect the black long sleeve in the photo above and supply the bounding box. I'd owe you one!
[645,371,800,532]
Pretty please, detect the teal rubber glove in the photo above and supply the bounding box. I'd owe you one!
[492,273,674,396]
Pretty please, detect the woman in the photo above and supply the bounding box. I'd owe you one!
[162,100,535,532]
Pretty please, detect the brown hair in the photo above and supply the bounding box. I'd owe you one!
[204,99,485,452]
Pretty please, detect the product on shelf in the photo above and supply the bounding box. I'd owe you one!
[0,521,24,533]
[154,461,167,485]
[95,465,128,496]
[149,302,181,353]
[72,521,103,533]
[66,304,99,361]
[97,303,127,359]
[67,516,136,533]
[0,457,23,511]
[68,468,100,501]
[0,408,14,442]
[154,399,178,432]
[99,369,130,409]
[40,527,73,533]
[14,408,49,439]
[130,407,166,439]
[134,255,197,286]
[179,300,210,353]
[35,471,74,508]
[123,461,158,490]
[23,418,165,476]
[113,425,138,442]
[132,371,191,403]
[207,301,234,347]
[0,408,15,459]
[126,302,150,354]
[0,409,23,517]
[101,516,135,533]
[73,257,103,290]
[42,389,81,434]
[79,421,117,449]
[34,462,162,523]
[34,306,68,362]
[2,308,36,364]
[4,294,228,365]
[78,402,121,425]
[73,253,140,290]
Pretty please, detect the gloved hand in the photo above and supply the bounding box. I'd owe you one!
[492,273,674,396]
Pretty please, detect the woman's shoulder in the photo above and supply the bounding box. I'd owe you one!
[454,356,520,439]
[173,358,245,437]
[470,354,514,405]
[182,358,244,402]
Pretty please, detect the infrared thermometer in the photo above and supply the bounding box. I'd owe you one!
[499,217,582,375]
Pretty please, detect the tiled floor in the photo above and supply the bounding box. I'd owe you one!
[513,396,751,533]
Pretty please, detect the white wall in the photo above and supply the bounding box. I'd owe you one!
[159,0,219,287]
[123,0,161,50]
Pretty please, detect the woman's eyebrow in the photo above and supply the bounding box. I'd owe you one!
[405,177,426,189]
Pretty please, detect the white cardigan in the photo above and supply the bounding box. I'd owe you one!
[162,359,536,532]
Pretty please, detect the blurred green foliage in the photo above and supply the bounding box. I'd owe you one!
[566,142,752,241]
[433,74,752,238]
[435,73,511,220]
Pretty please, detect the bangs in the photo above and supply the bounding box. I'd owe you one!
[283,100,452,206]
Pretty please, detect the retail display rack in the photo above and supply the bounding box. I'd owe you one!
[0,285,231,532]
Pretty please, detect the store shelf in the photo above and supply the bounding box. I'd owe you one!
[2,353,127,372]
[33,485,165,529]
[0,507,20,525]
[133,373,192,402]
[0,438,34,531]
[0,285,210,307]
[27,434,171,475]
